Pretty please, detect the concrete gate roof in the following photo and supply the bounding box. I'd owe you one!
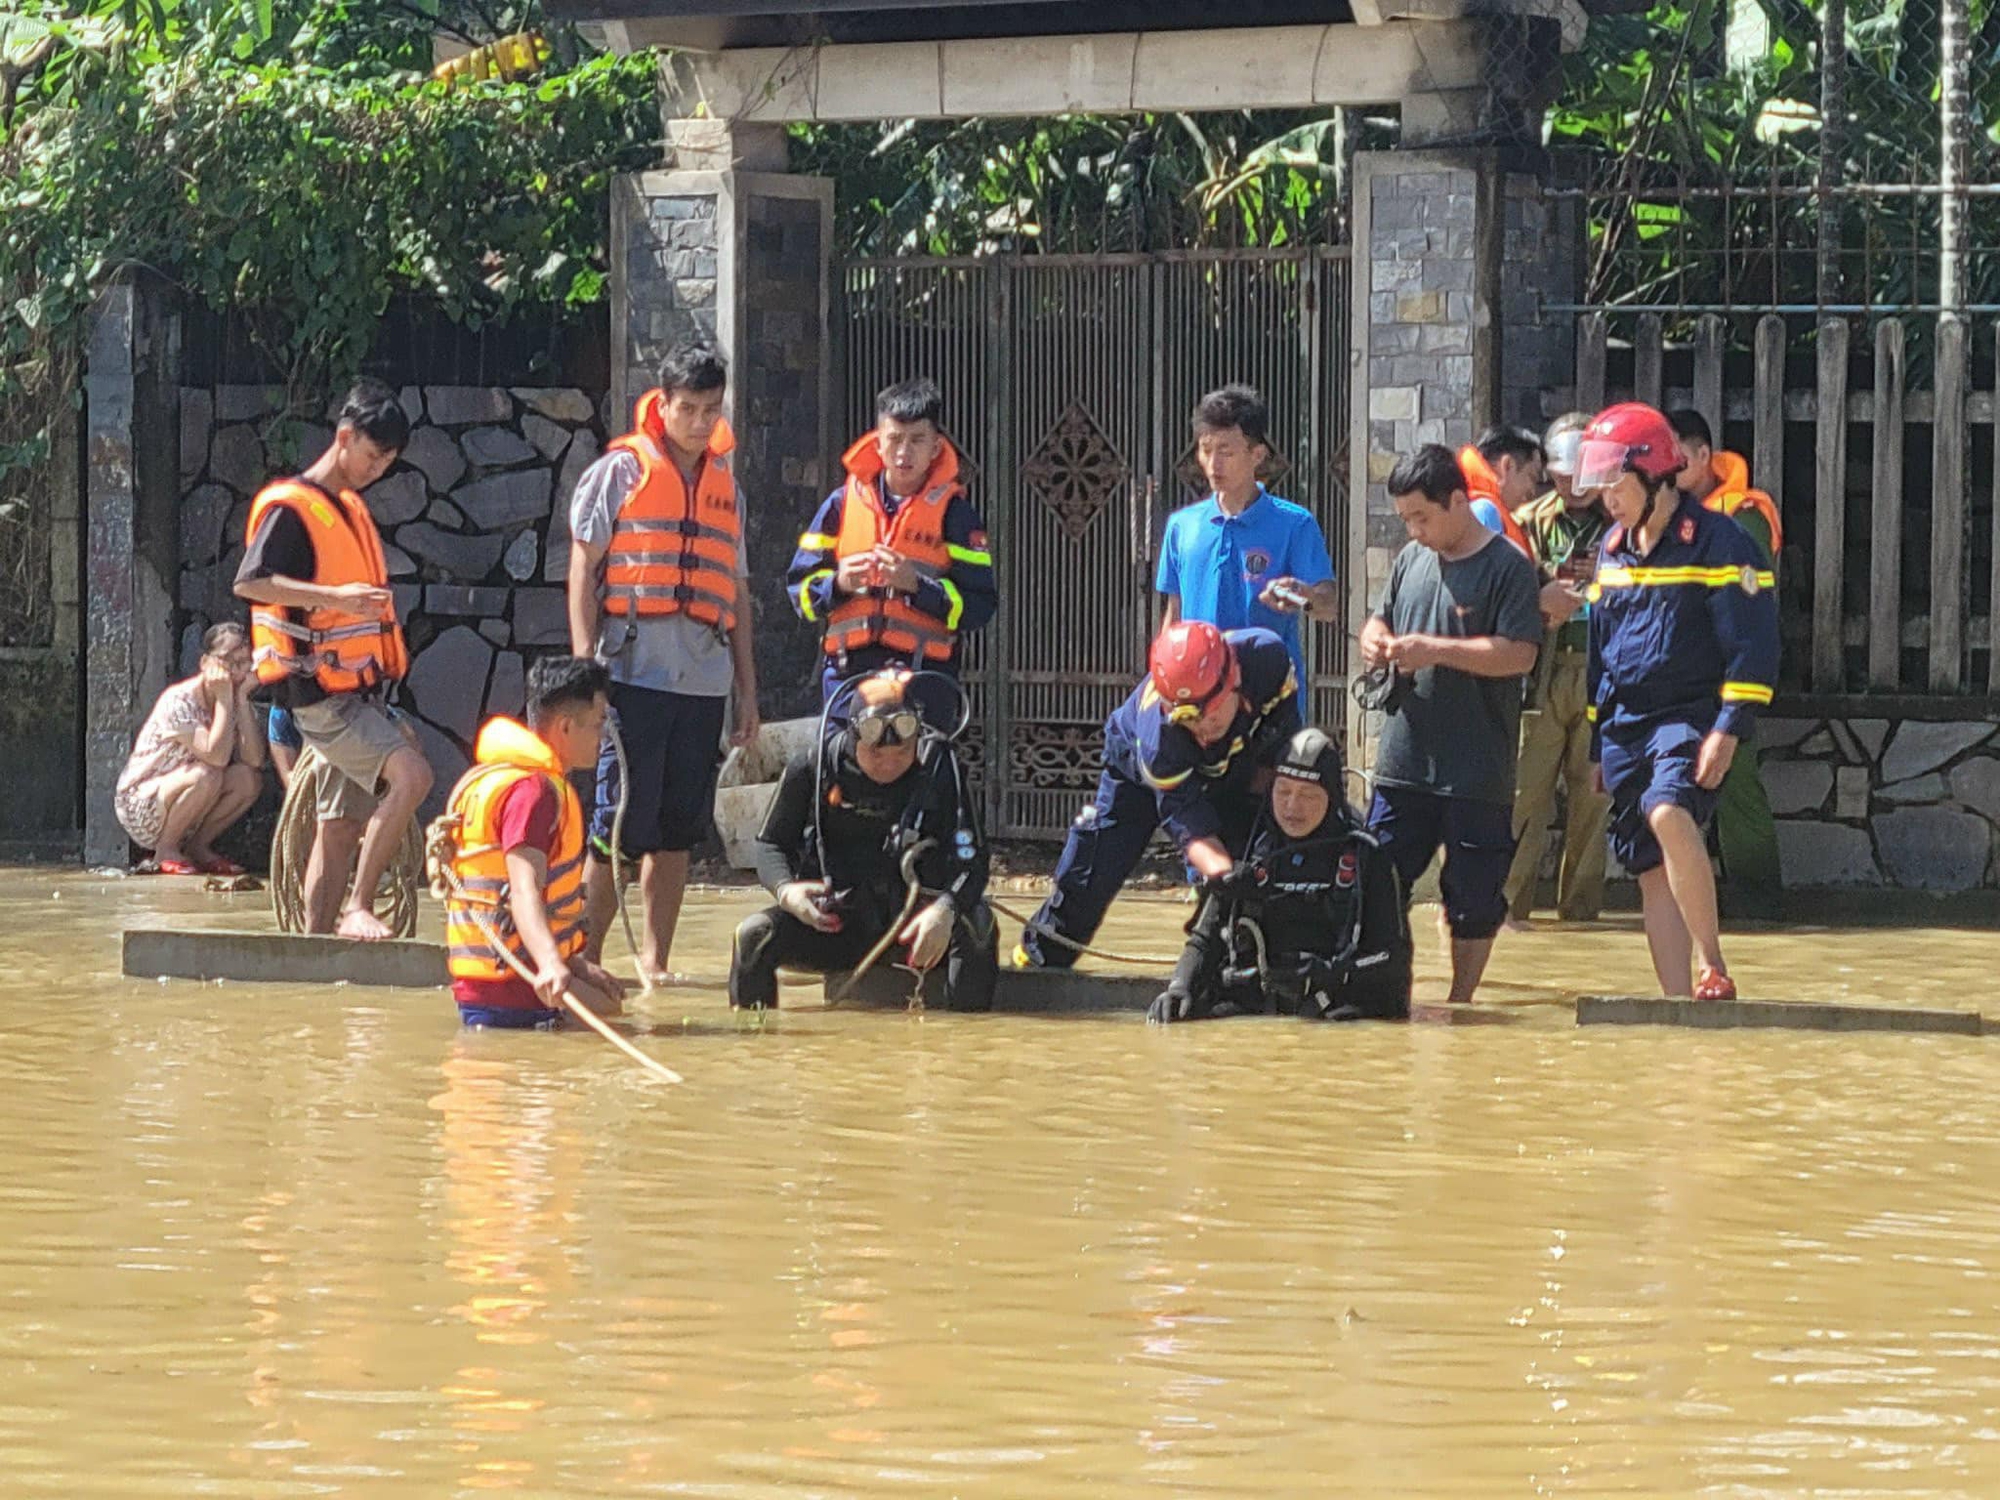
[546,0,1372,50]
[548,0,1592,120]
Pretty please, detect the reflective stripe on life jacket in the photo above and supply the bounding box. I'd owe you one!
[1702,450,1784,559]
[1457,445,1535,560]
[823,431,962,663]
[601,389,741,629]
[246,479,409,695]
[442,717,588,984]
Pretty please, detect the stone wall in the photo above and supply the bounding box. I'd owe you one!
[1498,176,1580,431]
[1761,715,2000,891]
[176,383,606,816]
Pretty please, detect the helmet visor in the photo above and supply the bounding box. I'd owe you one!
[1576,438,1634,493]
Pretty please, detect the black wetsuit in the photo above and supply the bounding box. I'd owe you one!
[730,737,997,1010]
[1154,813,1412,1022]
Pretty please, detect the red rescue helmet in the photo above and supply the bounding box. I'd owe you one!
[1150,620,1239,721]
[1577,402,1683,492]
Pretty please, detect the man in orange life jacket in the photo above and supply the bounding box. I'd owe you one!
[787,378,997,703]
[233,379,435,941]
[441,655,626,1029]
[566,341,761,983]
[1670,408,1784,916]
[1460,425,1542,559]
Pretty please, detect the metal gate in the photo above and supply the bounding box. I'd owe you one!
[838,248,1351,839]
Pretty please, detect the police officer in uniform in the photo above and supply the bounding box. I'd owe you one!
[730,672,997,1011]
[1150,729,1411,1024]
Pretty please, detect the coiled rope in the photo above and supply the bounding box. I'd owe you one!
[270,746,422,938]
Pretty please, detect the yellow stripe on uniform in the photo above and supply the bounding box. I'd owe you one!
[1720,681,1774,704]
[1585,704,1597,723]
[797,532,838,550]
[796,568,833,622]
[946,543,992,566]
[1596,565,1777,590]
[938,578,965,631]
[1141,761,1193,791]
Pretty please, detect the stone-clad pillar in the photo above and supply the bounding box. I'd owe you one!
[1343,148,1576,767]
[83,282,181,865]
[609,120,835,720]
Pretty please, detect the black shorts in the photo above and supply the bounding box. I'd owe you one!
[1364,785,1516,941]
[589,684,726,858]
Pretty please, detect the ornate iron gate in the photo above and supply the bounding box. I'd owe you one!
[839,248,1351,839]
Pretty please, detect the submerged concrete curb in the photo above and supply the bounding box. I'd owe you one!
[123,929,448,990]
[1577,995,1983,1035]
[826,967,1160,1013]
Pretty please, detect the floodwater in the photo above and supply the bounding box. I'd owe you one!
[4,866,2000,1498]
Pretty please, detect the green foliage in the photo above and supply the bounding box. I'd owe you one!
[1547,0,2000,306]
[0,0,658,475]
[791,109,1392,257]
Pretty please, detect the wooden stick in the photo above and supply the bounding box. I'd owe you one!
[441,866,682,1085]
[555,992,685,1085]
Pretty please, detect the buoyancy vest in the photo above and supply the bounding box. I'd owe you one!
[246,479,409,695]
[601,390,741,629]
[824,433,962,663]
[441,718,588,984]
[1457,446,1535,560]
[1702,450,1784,559]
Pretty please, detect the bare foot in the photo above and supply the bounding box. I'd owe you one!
[1501,917,1533,935]
[336,906,392,941]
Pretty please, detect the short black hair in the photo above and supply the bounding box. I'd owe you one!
[526,655,611,728]
[339,378,411,454]
[202,621,248,656]
[1386,444,1466,507]
[659,340,728,396]
[1667,408,1713,449]
[1474,424,1544,468]
[876,377,943,427]
[1191,384,1270,448]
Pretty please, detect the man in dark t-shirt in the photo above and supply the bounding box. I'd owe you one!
[1360,443,1543,1004]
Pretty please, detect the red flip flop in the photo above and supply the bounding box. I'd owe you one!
[157,858,200,876]
[197,856,246,876]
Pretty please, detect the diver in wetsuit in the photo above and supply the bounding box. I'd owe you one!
[729,671,996,1011]
[1150,728,1412,1023]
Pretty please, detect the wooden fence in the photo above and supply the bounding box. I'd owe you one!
[1566,311,2000,698]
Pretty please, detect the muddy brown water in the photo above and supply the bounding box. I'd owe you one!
[4,866,2000,1496]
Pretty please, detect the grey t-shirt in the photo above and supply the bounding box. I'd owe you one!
[570,449,748,698]
[1371,532,1543,806]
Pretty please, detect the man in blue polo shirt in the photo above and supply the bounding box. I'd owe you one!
[1157,384,1336,689]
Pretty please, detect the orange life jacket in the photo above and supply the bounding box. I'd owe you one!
[823,432,962,664]
[1457,446,1535,560]
[1702,450,1784,559]
[441,718,588,985]
[246,478,408,695]
[601,390,741,630]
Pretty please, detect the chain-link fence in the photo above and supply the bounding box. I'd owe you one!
[1550,0,1996,315]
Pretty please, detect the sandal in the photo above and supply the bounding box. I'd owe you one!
[196,856,246,876]
[157,858,200,876]
[1693,967,1737,1002]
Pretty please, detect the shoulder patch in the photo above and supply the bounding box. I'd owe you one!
[1678,515,1697,545]
[1738,563,1761,596]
